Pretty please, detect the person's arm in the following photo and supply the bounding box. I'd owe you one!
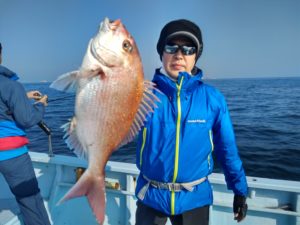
[6,81,47,128]
[212,95,248,222]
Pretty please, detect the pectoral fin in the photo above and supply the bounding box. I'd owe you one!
[50,70,80,93]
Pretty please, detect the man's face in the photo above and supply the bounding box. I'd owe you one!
[162,37,196,80]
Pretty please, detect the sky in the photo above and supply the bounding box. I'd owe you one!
[0,0,299,82]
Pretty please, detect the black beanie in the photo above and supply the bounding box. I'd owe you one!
[157,19,203,60]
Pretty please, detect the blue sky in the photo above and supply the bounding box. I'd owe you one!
[0,0,299,82]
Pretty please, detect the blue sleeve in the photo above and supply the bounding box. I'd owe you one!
[5,81,45,129]
[212,96,248,196]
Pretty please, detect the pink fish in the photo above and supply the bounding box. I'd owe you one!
[50,17,158,224]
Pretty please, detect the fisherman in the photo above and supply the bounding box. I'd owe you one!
[0,42,51,225]
[135,19,248,225]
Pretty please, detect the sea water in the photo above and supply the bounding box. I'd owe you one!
[24,77,300,181]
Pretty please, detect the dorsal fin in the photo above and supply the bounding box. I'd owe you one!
[118,80,161,147]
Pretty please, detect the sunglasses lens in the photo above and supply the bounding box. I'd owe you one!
[164,45,196,55]
[182,46,196,55]
[164,45,179,54]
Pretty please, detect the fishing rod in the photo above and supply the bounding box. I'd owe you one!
[6,93,74,157]
[38,121,54,157]
[47,94,75,103]
[5,109,54,157]
[32,93,74,157]
[31,92,74,103]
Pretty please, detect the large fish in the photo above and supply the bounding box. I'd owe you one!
[50,18,158,224]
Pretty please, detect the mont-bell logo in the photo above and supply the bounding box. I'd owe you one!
[187,119,206,123]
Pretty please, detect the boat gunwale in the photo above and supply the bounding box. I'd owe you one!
[29,152,300,193]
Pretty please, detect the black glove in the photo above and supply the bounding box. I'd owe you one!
[233,194,248,222]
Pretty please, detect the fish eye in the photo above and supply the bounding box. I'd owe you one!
[123,40,133,52]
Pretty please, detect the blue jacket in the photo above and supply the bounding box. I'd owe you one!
[135,68,248,215]
[0,65,45,160]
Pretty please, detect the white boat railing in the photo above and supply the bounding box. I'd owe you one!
[0,152,300,225]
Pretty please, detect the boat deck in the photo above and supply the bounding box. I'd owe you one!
[1,152,300,225]
[0,198,19,225]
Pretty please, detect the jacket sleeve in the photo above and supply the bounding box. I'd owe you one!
[212,95,248,196]
[5,81,45,129]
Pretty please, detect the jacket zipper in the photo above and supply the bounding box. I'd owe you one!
[171,76,184,215]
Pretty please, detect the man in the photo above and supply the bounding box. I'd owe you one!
[135,19,248,225]
[0,43,51,225]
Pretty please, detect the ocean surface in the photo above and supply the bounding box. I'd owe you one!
[24,77,300,182]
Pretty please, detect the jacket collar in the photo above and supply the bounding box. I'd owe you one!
[0,65,19,80]
[152,67,203,97]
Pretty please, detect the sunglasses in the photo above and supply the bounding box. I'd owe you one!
[164,44,196,55]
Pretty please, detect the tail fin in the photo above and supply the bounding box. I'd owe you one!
[57,170,106,224]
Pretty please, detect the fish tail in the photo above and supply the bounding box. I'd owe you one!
[57,170,106,224]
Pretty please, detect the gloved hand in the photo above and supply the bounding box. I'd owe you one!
[233,194,248,222]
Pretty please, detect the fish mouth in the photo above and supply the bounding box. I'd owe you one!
[101,17,121,32]
[90,17,123,68]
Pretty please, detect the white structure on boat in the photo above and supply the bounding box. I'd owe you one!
[1,152,300,225]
